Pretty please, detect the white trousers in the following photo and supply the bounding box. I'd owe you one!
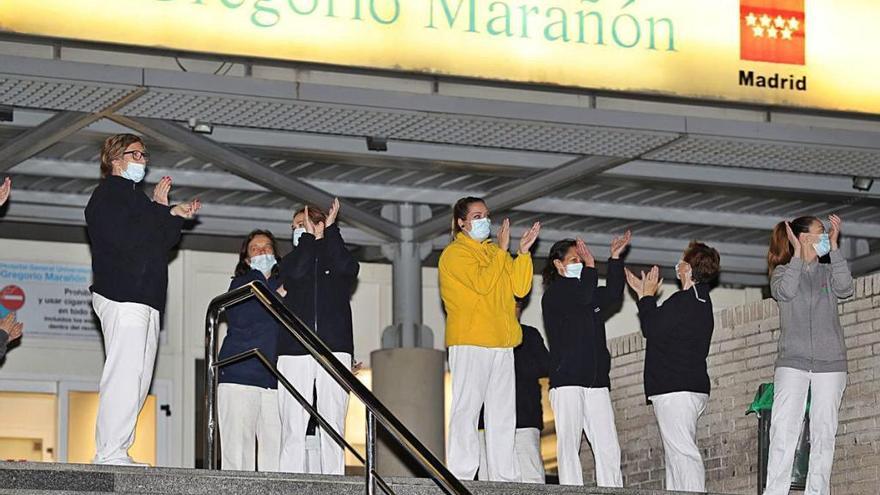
[478,428,545,483]
[447,345,519,482]
[650,391,709,492]
[277,353,351,475]
[550,386,623,487]
[765,367,846,495]
[218,383,281,472]
[92,293,159,464]
[305,434,322,474]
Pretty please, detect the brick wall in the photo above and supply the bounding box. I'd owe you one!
[576,272,880,494]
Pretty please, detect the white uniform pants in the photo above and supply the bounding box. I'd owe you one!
[218,383,281,472]
[447,345,518,482]
[277,353,351,475]
[764,367,846,495]
[92,293,159,464]
[305,434,322,474]
[478,428,545,483]
[550,386,623,487]
[650,391,709,492]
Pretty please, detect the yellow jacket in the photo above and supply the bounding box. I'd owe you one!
[439,233,534,348]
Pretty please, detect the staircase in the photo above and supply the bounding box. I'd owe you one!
[0,461,733,495]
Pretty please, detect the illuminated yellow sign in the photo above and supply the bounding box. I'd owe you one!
[0,0,878,115]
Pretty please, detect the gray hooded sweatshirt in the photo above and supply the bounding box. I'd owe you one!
[770,249,854,373]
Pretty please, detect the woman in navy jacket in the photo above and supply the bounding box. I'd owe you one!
[217,230,284,472]
[276,199,359,475]
[541,232,630,487]
[626,241,720,493]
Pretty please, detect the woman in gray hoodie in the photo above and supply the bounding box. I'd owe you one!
[764,214,853,495]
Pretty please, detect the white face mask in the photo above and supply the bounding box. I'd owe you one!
[249,254,276,275]
[121,162,146,183]
[564,262,583,279]
[467,217,491,242]
[675,260,692,282]
[292,227,306,247]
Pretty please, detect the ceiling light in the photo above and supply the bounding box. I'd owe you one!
[188,118,213,135]
[852,176,874,192]
[366,136,388,152]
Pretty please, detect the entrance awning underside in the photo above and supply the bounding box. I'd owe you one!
[2,54,879,287]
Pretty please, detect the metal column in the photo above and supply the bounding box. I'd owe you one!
[380,203,434,348]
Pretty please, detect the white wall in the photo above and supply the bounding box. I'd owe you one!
[0,238,759,468]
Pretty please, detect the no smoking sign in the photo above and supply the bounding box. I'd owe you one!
[0,285,26,312]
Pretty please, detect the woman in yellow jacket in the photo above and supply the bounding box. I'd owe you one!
[439,196,541,482]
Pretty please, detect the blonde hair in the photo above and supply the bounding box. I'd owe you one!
[100,134,143,178]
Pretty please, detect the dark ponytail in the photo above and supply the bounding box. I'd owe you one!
[450,197,486,240]
[542,239,576,288]
[767,216,818,277]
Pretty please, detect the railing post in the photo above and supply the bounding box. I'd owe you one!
[205,309,220,470]
[366,410,377,495]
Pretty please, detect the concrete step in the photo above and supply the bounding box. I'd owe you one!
[0,461,731,495]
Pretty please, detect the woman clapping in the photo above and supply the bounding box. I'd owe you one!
[626,241,720,492]
[439,196,540,482]
[541,232,631,487]
[763,215,853,495]
[276,199,359,475]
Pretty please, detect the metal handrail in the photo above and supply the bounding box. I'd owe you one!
[205,280,471,495]
[213,347,394,495]
[213,348,367,465]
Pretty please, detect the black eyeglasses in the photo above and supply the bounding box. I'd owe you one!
[122,150,150,161]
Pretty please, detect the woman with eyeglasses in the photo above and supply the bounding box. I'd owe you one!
[276,199,359,475]
[625,241,720,493]
[763,215,852,495]
[439,196,540,482]
[85,134,199,465]
[541,233,630,487]
[217,230,284,472]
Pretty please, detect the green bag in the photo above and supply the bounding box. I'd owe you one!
[746,382,811,417]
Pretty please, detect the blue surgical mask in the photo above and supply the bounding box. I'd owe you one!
[249,254,276,275]
[468,217,491,242]
[564,262,583,279]
[813,233,831,257]
[121,162,146,183]
[292,227,306,247]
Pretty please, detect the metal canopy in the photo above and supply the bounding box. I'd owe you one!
[2,54,880,286]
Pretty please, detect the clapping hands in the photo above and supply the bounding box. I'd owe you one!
[575,238,595,268]
[610,230,632,259]
[518,221,541,254]
[152,176,171,206]
[0,313,23,342]
[625,266,663,299]
[0,177,11,206]
[171,198,201,219]
[828,214,842,250]
[303,206,325,239]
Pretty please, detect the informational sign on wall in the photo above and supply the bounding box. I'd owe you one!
[0,261,99,339]
[0,0,878,114]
